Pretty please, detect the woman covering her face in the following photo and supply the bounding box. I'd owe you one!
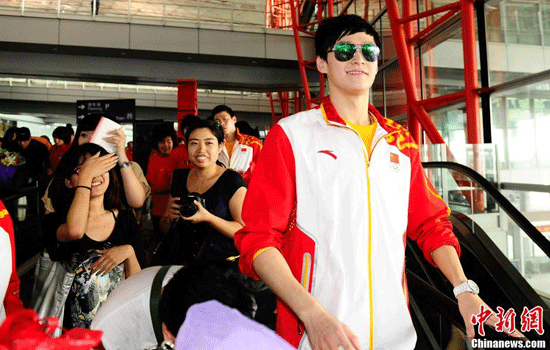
[157,120,247,265]
[42,114,150,214]
[44,143,146,328]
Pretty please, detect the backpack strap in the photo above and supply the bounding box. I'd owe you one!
[150,265,171,345]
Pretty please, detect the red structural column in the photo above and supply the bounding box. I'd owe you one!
[461,0,484,212]
[319,0,331,100]
[461,0,482,144]
[177,79,197,138]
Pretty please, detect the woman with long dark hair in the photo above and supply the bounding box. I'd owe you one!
[44,143,145,328]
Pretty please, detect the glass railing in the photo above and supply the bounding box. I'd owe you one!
[0,0,266,27]
[421,144,498,213]
[421,144,550,299]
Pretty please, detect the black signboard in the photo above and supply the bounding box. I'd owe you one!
[76,99,136,123]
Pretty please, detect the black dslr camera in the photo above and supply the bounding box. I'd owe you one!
[178,192,206,217]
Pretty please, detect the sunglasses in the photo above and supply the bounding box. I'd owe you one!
[328,42,380,62]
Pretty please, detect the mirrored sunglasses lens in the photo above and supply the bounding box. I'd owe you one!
[362,44,380,62]
[333,43,355,61]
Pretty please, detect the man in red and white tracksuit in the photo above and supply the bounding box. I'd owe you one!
[212,105,262,184]
[0,200,25,323]
[235,15,513,350]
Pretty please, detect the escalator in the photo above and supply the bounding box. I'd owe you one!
[405,161,550,349]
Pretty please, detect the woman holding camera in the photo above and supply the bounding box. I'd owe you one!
[158,120,246,264]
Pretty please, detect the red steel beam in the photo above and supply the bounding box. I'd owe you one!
[386,0,445,144]
[400,2,460,23]
[408,7,460,44]
[289,0,313,109]
[327,0,334,17]
[419,90,466,110]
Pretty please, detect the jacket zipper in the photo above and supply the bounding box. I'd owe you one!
[344,126,400,350]
[315,112,400,348]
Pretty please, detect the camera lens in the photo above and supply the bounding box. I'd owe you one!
[180,202,198,217]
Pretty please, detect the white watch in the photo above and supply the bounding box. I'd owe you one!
[453,279,479,298]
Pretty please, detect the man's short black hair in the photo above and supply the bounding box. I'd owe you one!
[315,14,381,61]
[210,105,235,119]
[16,127,31,141]
[159,262,254,336]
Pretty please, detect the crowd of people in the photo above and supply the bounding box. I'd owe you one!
[1,14,523,350]
[0,105,270,348]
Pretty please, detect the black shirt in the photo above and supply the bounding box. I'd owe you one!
[43,209,146,268]
[170,168,246,262]
[20,139,50,180]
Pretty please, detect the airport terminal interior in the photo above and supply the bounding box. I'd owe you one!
[0,0,549,348]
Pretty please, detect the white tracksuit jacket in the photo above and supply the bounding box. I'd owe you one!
[236,97,460,350]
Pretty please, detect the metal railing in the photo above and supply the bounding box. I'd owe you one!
[0,0,267,28]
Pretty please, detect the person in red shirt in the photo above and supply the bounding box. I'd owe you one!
[125,141,133,162]
[146,123,185,250]
[0,199,25,323]
[171,114,200,170]
[49,125,72,173]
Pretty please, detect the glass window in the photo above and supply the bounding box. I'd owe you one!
[491,80,550,186]
[486,0,547,85]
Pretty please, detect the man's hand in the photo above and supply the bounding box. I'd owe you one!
[457,292,524,338]
[300,305,361,350]
[163,196,181,222]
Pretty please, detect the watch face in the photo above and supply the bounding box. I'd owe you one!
[468,280,480,294]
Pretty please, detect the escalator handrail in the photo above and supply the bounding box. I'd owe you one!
[423,161,550,259]
[449,212,550,328]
